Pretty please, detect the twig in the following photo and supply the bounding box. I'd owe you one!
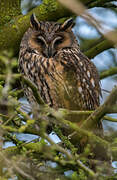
[104,116,117,122]
[88,0,114,8]
[44,133,96,177]
[44,133,73,160]
[0,152,35,180]
[100,67,117,80]
[21,76,45,105]
[101,89,110,93]
[102,3,117,8]
[49,109,110,159]
[81,86,117,130]
[0,74,21,81]
[85,39,113,59]
[59,0,117,46]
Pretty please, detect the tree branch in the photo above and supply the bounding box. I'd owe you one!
[87,0,114,8]
[102,3,117,8]
[81,86,117,130]
[21,76,45,105]
[104,116,117,122]
[100,67,117,80]
[17,75,117,134]
[84,38,113,59]
[48,110,111,160]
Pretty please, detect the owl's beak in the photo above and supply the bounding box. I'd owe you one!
[47,46,53,58]
[43,44,57,58]
[44,46,55,58]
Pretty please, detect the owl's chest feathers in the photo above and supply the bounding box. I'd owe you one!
[19,50,78,108]
[19,48,100,110]
[37,56,79,109]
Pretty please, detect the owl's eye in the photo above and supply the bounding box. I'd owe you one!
[37,36,45,46]
[54,37,63,46]
[55,39,63,45]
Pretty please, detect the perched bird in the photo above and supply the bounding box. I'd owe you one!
[19,14,101,117]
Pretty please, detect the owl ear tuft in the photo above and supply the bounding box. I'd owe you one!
[60,18,74,31]
[30,13,40,30]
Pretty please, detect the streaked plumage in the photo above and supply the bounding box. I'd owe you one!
[19,14,101,112]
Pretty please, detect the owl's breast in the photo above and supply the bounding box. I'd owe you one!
[32,54,84,110]
[36,56,75,109]
[19,48,101,111]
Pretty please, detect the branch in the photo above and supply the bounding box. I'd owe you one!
[104,116,117,122]
[84,39,113,59]
[78,0,114,8]
[102,3,117,8]
[0,79,111,162]
[2,108,112,162]
[81,86,117,130]
[3,137,97,178]
[100,67,117,80]
[49,110,111,160]
[2,72,117,132]
[87,0,114,8]
[80,37,104,52]
[21,76,45,105]
[59,0,117,51]
[52,87,117,135]
[3,125,117,160]
[1,64,116,163]
[112,147,117,161]
[0,74,21,81]
[15,76,117,138]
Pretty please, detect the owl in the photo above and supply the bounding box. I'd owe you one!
[19,14,101,114]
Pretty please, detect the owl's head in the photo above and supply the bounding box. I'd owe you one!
[28,14,76,58]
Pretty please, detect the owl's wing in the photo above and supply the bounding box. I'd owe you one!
[58,48,101,110]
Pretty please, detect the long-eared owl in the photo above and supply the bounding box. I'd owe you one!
[19,14,101,112]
